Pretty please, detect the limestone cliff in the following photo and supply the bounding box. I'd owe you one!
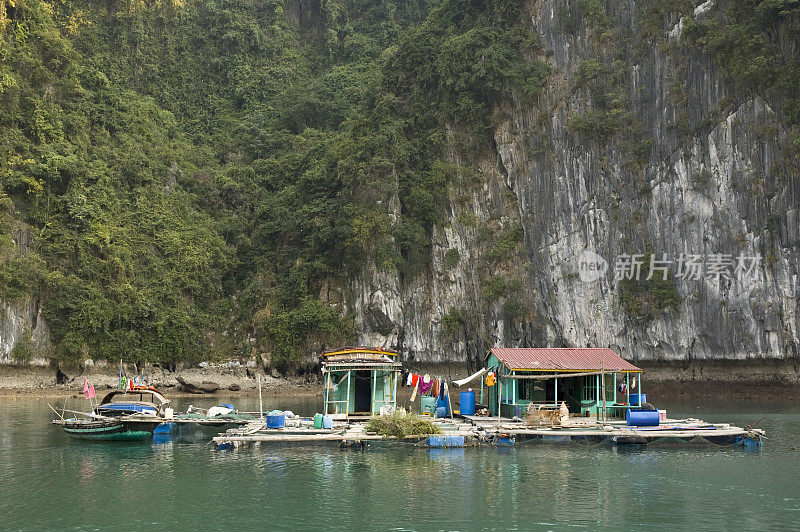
[348,0,800,366]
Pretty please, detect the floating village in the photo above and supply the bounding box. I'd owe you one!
[52,347,766,451]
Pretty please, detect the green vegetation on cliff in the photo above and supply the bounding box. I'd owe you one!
[0,0,544,368]
[2,0,797,369]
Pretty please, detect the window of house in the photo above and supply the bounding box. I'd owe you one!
[518,380,531,400]
[582,375,597,402]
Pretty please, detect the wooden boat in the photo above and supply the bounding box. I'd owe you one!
[53,417,152,441]
[53,387,170,441]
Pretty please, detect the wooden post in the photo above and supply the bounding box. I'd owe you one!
[637,373,641,406]
[347,370,352,415]
[497,370,502,421]
[258,374,263,419]
[595,373,600,420]
[512,371,516,406]
[324,371,330,415]
[613,373,617,405]
[446,382,453,419]
[372,370,376,414]
[601,355,606,422]
[554,376,558,406]
[393,370,398,410]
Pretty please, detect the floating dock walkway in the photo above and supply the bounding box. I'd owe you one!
[462,415,765,447]
[212,415,764,450]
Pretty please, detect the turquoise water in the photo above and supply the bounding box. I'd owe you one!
[1,396,799,530]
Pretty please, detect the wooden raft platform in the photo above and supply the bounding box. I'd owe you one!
[212,419,479,449]
[461,415,765,446]
[211,415,764,449]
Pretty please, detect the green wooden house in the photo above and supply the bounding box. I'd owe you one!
[322,347,402,418]
[484,348,643,419]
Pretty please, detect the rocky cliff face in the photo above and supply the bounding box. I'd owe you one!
[1,0,797,373]
[0,298,50,365]
[349,0,800,366]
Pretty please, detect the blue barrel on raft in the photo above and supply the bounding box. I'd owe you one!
[460,390,476,416]
[266,413,286,428]
[322,415,333,429]
[629,393,646,405]
[434,406,447,418]
[626,408,659,426]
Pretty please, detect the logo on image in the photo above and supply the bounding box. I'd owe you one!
[577,250,608,283]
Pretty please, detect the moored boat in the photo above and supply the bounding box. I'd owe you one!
[53,418,152,441]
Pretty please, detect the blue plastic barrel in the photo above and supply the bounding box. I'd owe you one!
[626,409,659,426]
[435,406,447,418]
[629,393,646,405]
[460,390,476,416]
[266,413,285,428]
[322,415,333,429]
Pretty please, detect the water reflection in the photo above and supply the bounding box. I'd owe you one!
[2,397,799,530]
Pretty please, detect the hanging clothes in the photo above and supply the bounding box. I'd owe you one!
[431,378,440,397]
[419,374,433,394]
[411,373,420,387]
[406,372,413,386]
[485,372,496,387]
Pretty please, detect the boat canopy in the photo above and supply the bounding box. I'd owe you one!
[100,388,170,406]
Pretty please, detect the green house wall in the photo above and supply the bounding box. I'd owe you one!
[326,368,396,415]
[485,353,641,418]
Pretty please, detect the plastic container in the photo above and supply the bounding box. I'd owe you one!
[421,396,437,415]
[313,413,323,429]
[658,409,667,422]
[629,393,647,405]
[428,435,465,448]
[434,406,447,418]
[460,390,476,416]
[266,413,286,428]
[626,408,659,426]
[322,415,333,429]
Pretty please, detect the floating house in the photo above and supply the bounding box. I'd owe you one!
[484,348,643,418]
[321,348,402,418]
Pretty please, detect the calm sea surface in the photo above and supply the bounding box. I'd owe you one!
[1,394,798,530]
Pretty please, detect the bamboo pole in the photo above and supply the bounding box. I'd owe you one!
[48,403,65,420]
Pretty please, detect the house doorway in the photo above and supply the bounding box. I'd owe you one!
[354,371,372,412]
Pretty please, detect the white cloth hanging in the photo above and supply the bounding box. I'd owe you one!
[453,368,487,387]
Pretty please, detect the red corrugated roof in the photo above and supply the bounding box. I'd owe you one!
[487,348,641,372]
